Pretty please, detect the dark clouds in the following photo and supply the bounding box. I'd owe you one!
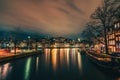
[0,0,101,37]
[66,0,84,14]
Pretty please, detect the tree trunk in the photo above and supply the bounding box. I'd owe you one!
[104,26,109,54]
[35,41,37,51]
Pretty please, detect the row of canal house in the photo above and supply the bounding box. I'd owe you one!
[107,21,120,53]
[93,21,120,54]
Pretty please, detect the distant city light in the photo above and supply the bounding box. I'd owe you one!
[28,36,31,39]
[78,38,80,42]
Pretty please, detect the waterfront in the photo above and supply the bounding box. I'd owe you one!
[0,48,119,80]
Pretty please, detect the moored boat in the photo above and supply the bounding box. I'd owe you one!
[86,51,120,73]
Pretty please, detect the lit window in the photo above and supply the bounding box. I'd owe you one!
[116,37,118,41]
[113,41,115,45]
[119,37,120,41]
[112,34,114,38]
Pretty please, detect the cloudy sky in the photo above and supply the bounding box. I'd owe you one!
[0,0,101,37]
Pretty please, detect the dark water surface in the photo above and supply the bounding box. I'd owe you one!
[0,48,120,80]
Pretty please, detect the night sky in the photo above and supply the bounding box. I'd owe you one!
[0,0,101,37]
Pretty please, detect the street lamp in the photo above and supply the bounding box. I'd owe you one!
[28,36,31,50]
[78,38,81,42]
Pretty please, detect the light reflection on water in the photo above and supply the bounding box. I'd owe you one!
[66,48,70,68]
[36,57,39,72]
[51,49,57,72]
[0,63,12,80]
[24,58,32,80]
[0,48,119,80]
[77,51,83,73]
[44,48,81,73]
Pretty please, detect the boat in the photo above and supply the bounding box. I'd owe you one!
[86,51,120,73]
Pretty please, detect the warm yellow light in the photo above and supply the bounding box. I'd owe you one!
[52,49,57,72]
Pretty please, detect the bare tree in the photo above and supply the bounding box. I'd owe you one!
[91,0,120,54]
[33,34,40,51]
[81,25,96,45]
[10,27,23,54]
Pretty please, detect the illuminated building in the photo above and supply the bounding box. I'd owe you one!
[107,21,120,53]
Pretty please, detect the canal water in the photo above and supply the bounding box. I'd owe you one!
[0,48,120,80]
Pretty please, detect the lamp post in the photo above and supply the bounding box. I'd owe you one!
[28,36,31,50]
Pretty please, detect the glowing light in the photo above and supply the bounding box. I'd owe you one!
[27,36,31,39]
[78,38,80,42]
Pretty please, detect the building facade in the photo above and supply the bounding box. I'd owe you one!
[107,21,120,53]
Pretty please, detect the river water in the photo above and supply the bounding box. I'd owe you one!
[0,48,120,80]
